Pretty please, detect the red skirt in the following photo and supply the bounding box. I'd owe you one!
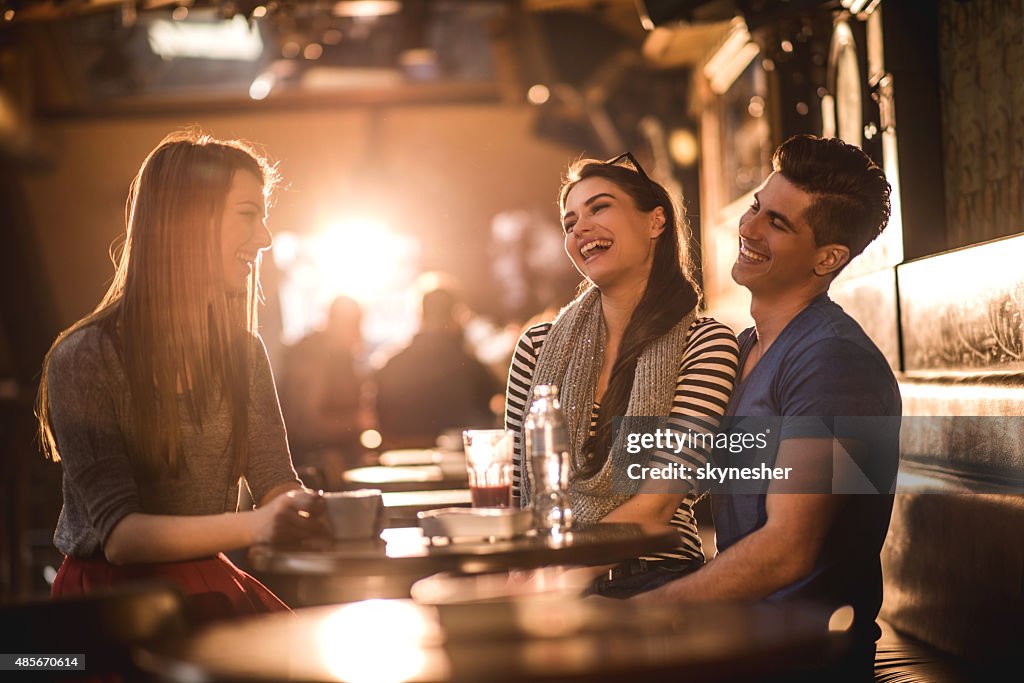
[52,553,290,624]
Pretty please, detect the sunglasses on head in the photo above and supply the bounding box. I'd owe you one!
[603,152,652,184]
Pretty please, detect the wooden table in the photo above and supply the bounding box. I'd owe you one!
[343,464,468,493]
[136,597,849,683]
[249,523,680,606]
[377,448,464,467]
[381,489,472,527]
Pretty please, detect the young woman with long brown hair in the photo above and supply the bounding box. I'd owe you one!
[37,130,322,620]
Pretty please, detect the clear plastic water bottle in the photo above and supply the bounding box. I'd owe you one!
[524,384,574,531]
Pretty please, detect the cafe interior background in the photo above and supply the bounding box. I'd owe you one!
[1,0,1022,672]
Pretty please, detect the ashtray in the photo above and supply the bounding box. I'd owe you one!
[417,507,532,541]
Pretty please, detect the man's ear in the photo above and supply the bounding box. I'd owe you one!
[650,206,667,238]
[814,245,850,277]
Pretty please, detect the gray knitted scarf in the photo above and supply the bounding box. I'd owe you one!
[521,286,695,523]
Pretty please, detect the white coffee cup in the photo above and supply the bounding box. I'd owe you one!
[323,489,384,541]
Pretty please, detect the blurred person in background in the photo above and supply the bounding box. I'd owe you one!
[505,153,739,598]
[374,278,502,449]
[279,295,372,489]
[36,130,323,622]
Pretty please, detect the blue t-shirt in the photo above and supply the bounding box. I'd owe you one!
[712,293,901,642]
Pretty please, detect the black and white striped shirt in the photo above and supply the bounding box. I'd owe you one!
[504,317,739,564]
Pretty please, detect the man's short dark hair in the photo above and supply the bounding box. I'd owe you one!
[773,135,892,261]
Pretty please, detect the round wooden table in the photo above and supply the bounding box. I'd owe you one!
[381,489,473,527]
[136,597,849,683]
[343,465,468,493]
[377,448,464,467]
[252,523,680,577]
[249,523,680,605]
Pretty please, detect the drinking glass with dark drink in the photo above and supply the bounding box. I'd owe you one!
[462,429,514,508]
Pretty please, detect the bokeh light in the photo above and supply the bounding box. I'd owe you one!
[527,84,550,105]
[272,217,419,346]
[317,600,444,683]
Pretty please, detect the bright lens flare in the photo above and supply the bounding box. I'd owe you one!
[360,429,383,449]
[272,216,419,345]
[317,217,414,301]
[317,601,440,683]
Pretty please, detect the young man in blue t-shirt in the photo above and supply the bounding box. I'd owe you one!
[640,135,901,673]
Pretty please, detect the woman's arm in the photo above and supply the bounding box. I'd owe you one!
[49,330,320,566]
[556,320,738,583]
[601,491,686,525]
[245,335,304,502]
[504,323,551,505]
[103,488,321,565]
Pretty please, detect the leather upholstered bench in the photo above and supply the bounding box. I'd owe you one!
[875,379,1024,681]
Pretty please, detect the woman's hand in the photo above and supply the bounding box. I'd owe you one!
[255,488,327,545]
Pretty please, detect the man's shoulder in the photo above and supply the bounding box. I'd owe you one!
[775,301,900,414]
[378,331,471,374]
[783,297,886,361]
[760,297,897,402]
[376,341,416,375]
[738,326,756,347]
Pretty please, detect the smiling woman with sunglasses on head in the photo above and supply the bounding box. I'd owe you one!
[504,154,740,598]
[37,131,324,621]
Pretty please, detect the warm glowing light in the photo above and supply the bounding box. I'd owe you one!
[829,605,855,631]
[317,601,441,683]
[516,597,590,638]
[272,218,419,345]
[821,94,836,138]
[781,40,794,53]
[704,18,758,95]
[0,91,18,132]
[171,6,188,21]
[360,429,383,449]
[304,42,323,60]
[316,217,415,302]
[4,9,15,21]
[527,84,550,105]
[668,128,698,167]
[248,74,274,100]
[843,0,880,14]
[249,76,274,100]
[332,1,402,17]
[272,230,298,263]
[148,15,263,60]
[747,95,765,118]
[900,381,1024,410]
[252,5,267,18]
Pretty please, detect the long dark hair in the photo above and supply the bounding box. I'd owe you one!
[559,159,701,478]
